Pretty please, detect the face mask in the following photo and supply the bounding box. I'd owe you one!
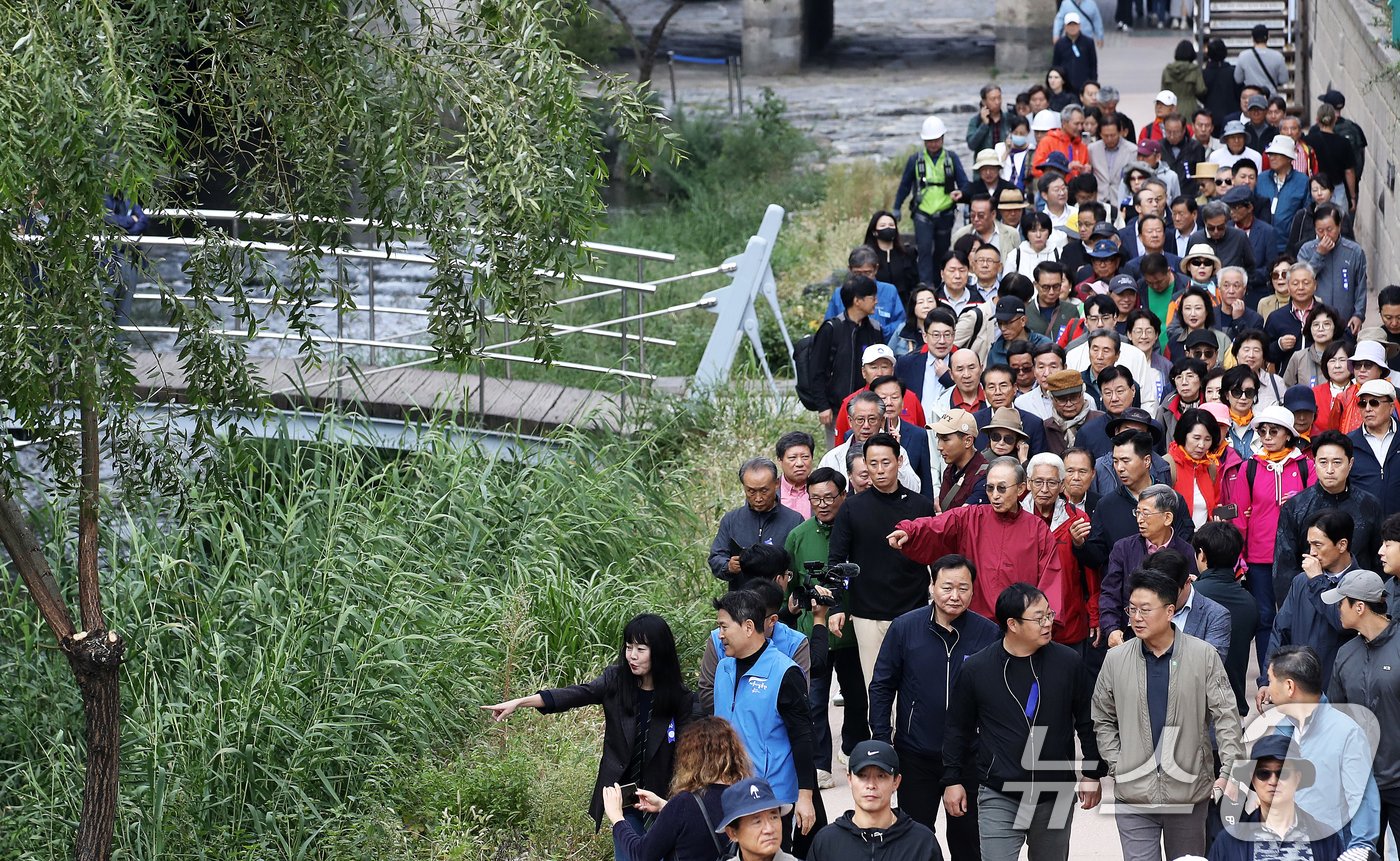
[1011,134,1030,148]
[876,227,898,241]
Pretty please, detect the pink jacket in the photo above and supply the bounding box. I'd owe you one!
[1219,450,1316,564]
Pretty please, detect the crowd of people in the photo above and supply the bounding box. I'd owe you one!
[477,16,1396,861]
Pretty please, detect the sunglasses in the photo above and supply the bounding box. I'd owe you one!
[1230,388,1260,401]
[987,431,1022,444]
[1254,765,1299,782]
[1187,259,1213,267]
[1359,398,1393,409]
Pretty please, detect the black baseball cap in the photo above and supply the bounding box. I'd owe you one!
[1184,329,1219,349]
[995,296,1028,322]
[848,741,901,775]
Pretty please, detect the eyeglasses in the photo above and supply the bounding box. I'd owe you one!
[1123,604,1168,618]
[809,494,843,507]
[852,416,883,426]
[984,483,1021,495]
[1359,398,1393,409]
[1230,387,1260,401]
[1131,507,1164,519]
[988,431,1021,444]
[1030,478,1062,489]
[1016,610,1056,626]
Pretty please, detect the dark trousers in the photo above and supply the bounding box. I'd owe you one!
[782,791,828,859]
[1115,0,1134,24]
[898,748,981,861]
[811,646,869,771]
[914,209,955,284]
[1244,563,1277,671]
[1378,787,1400,856]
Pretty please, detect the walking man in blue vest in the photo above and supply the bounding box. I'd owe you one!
[896,116,969,284]
[714,589,819,851]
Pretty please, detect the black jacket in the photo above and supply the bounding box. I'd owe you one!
[539,665,697,825]
[868,606,1000,758]
[942,641,1105,797]
[808,810,942,861]
[829,486,937,620]
[810,312,885,413]
[875,243,920,302]
[1329,620,1400,791]
[1272,482,1382,604]
[1191,567,1260,715]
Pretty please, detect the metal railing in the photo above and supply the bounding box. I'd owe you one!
[98,203,795,422]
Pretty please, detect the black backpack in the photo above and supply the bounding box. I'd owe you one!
[793,322,833,411]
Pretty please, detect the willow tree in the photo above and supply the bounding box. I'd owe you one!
[0,2,672,858]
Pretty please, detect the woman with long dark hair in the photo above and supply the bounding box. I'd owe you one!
[862,210,918,301]
[483,613,695,830]
[1201,39,1241,128]
[605,717,753,861]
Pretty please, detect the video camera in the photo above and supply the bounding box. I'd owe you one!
[792,561,859,608]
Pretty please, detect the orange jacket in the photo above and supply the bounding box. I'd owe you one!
[1032,129,1089,181]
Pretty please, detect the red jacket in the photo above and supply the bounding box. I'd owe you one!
[1026,497,1097,644]
[1032,129,1089,181]
[895,505,1066,621]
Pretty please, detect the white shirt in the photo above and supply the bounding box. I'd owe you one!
[1363,420,1396,466]
[923,353,951,409]
[1209,146,1263,172]
[1172,585,1196,632]
[817,440,921,493]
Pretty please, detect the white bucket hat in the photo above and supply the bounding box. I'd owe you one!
[1264,135,1298,159]
[1250,404,1295,433]
[1351,341,1390,368]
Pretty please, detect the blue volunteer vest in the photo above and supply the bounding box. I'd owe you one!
[713,644,799,803]
[710,623,808,678]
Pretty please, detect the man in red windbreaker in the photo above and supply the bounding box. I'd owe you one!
[886,456,1067,621]
[1023,453,1100,658]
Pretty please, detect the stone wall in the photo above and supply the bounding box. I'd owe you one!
[1307,0,1400,294]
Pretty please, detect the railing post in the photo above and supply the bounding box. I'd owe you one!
[637,258,647,380]
[335,256,347,400]
[367,260,378,367]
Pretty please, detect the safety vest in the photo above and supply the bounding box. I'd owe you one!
[714,644,799,803]
[916,149,955,216]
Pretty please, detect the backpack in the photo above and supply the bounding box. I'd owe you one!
[1245,457,1309,496]
[793,324,831,411]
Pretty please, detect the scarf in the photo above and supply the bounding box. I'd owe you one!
[1046,402,1093,446]
[1259,445,1296,463]
[1230,408,1254,428]
[1168,441,1219,519]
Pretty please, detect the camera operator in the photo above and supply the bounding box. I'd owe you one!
[785,467,869,790]
[699,546,814,714]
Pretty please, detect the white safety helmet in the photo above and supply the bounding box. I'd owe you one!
[920,116,948,141]
[1031,110,1061,132]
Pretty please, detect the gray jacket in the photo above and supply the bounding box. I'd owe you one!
[1329,621,1400,791]
[1298,237,1368,322]
[1093,631,1244,806]
[1234,45,1289,95]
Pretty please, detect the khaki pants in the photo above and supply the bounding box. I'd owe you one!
[851,616,895,700]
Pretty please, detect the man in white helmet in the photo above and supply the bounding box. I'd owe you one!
[896,116,969,284]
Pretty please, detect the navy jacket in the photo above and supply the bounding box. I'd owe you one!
[972,405,1049,457]
[1207,808,1344,861]
[1263,305,1304,368]
[1192,568,1259,715]
[1264,568,1358,690]
[868,606,999,759]
[895,349,949,403]
[1273,483,1382,604]
[898,420,936,502]
[1346,427,1400,519]
[1076,412,1115,460]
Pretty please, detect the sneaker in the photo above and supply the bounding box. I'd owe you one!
[833,692,845,706]
[838,750,849,766]
[817,770,837,789]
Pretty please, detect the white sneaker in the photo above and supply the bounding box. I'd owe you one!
[838,750,849,766]
[817,770,837,789]
[833,692,846,706]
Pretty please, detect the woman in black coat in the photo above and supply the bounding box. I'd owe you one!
[1202,39,1241,128]
[484,614,696,828]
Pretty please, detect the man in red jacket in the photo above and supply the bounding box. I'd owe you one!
[1024,452,1099,659]
[886,457,1067,621]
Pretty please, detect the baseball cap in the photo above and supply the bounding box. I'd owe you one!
[1106,408,1162,442]
[715,778,793,831]
[1357,378,1397,400]
[1064,11,1082,24]
[1184,329,1219,350]
[1090,221,1118,239]
[1108,274,1138,294]
[1137,139,1162,156]
[1046,369,1085,397]
[1322,570,1388,605]
[1251,404,1295,433]
[995,296,1028,322]
[920,116,948,141]
[1247,94,1268,111]
[1283,384,1318,414]
[848,741,901,776]
[1155,90,1179,106]
[931,408,979,436]
[1222,120,1247,137]
[1222,185,1255,206]
[862,344,896,365]
[1318,90,1346,108]
[1087,239,1122,259]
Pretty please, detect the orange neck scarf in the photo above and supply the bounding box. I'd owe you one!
[1230,408,1254,428]
[1259,446,1295,463]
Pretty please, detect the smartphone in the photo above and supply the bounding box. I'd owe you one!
[619,783,639,807]
[1213,504,1239,520]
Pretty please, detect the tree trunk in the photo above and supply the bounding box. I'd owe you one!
[68,630,125,861]
[637,1,688,86]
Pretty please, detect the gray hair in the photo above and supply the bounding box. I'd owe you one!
[848,245,880,269]
[1200,200,1229,221]
[844,441,866,472]
[1088,327,1122,347]
[847,390,884,417]
[1139,484,1178,514]
[1289,261,1317,281]
[1060,104,1085,124]
[987,456,1027,484]
[1219,265,1248,285]
[1099,86,1120,102]
[738,457,779,484]
[1026,452,1067,481]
